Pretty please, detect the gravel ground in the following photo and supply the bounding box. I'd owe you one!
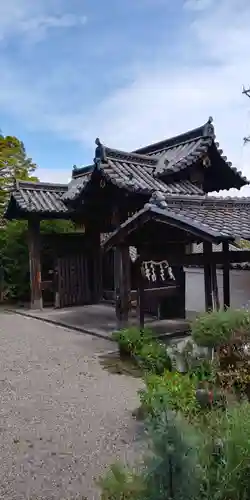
[0,312,145,500]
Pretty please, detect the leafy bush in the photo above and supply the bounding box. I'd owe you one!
[139,371,199,419]
[191,308,250,349]
[98,463,145,500]
[198,403,250,500]
[137,341,172,375]
[112,327,153,356]
[143,411,202,500]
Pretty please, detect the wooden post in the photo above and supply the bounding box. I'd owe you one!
[28,218,43,310]
[115,245,130,329]
[121,245,130,326]
[93,231,102,303]
[222,241,230,309]
[203,242,213,312]
[136,256,145,329]
[211,263,220,310]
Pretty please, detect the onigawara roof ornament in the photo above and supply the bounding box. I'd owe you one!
[94,138,107,168]
[145,190,168,210]
[203,116,215,138]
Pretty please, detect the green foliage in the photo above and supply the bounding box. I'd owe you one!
[198,403,250,500]
[0,221,30,300]
[0,219,75,301]
[0,133,37,214]
[137,341,172,375]
[112,327,154,356]
[139,371,199,419]
[143,411,202,500]
[112,327,172,375]
[191,308,250,348]
[97,463,145,500]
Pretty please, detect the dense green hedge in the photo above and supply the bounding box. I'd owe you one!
[0,219,74,302]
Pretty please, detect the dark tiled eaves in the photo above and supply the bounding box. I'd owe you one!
[105,147,157,168]
[209,141,248,189]
[155,137,212,176]
[134,119,214,156]
[16,180,68,191]
[5,181,70,217]
[164,197,250,240]
[62,173,92,202]
[103,196,250,252]
[101,158,204,196]
[102,158,172,193]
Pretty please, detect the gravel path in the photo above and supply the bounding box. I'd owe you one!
[0,312,144,500]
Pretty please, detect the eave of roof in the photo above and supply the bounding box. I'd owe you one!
[134,119,214,155]
[102,195,250,252]
[134,118,248,189]
[4,180,70,219]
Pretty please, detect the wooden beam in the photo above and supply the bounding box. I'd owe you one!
[203,242,213,312]
[222,241,230,309]
[141,249,250,267]
[28,218,43,310]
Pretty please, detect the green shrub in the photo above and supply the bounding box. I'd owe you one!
[137,342,172,375]
[191,308,250,349]
[97,463,145,500]
[143,411,202,500]
[198,402,250,500]
[112,327,153,356]
[139,371,199,419]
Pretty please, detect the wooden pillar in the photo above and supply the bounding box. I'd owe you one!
[115,245,130,329]
[113,207,131,329]
[203,241,213,312]
[136,256,145,329]
[28,218,43,310]
[211,263,220,311]
[222,241,230,309]
[85,226,102,303]
[93,231,102,303]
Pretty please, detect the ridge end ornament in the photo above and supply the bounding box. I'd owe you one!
[94,138,107,168]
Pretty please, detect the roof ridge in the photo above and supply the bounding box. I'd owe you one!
[105,146,157,166]
[15,180,68,191]
[133,117,214,155]
[167,195,250,205]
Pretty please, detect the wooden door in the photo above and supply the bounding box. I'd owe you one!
[57,253,91,308]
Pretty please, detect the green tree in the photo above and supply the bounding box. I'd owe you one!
[0,133,37,214]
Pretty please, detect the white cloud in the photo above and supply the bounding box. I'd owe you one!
[37,167,71,184]
[0,0,87,41]
[1,0,250,195]
[184,0,214,11]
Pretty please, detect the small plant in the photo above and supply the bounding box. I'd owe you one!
[97,462,145,500]
[137,341,172,375]
[112,327,153,356]
[198,402,250,500]
[191,308,250,349]
[139,371,199,419]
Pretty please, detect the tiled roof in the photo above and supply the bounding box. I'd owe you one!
[102,196,250,251]
[97,148,205,196]
[134,119,248,188]
[61,147,204,200]
[62,173,92,202]
[5,181,70,219]
[135,121,214,156]
[164,197,250,240]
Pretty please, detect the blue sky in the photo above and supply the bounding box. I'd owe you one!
[1,0,250,194]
